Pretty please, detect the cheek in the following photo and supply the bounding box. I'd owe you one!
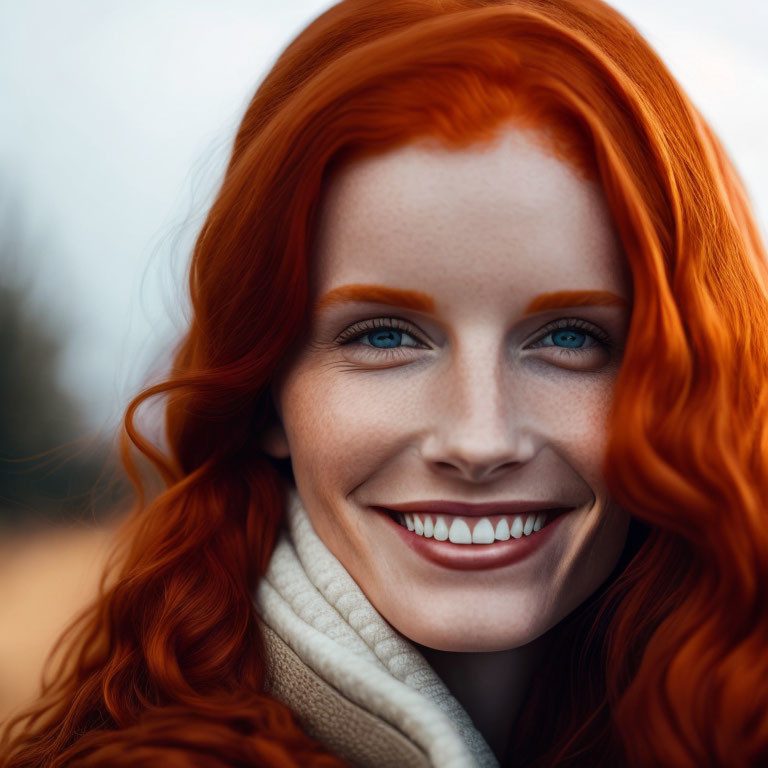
[281,361,616,494]
[279,367,420,496]
[516,371,614,481]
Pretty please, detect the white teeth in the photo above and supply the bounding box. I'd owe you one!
[494,518,510,541]
[448,518,472,544]
[523,515,535,536]
[433,516,449,541]
[399,511,553,542]
[472,518,495,544]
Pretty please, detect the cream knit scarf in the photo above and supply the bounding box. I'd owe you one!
[255,488,499,768]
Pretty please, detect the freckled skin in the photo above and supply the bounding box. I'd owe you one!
[264,126,633,653]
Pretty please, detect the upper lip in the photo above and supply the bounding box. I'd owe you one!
[375,500,575,517]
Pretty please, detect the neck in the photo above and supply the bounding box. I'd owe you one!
[415,635,550,764]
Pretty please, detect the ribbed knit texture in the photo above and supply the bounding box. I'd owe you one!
[256,488,499,768]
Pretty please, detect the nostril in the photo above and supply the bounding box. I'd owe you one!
[432,459,520,483]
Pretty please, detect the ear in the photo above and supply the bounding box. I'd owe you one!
[261,421,291,459]
[259,392,291,459]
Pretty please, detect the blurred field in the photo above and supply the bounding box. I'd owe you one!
[0,522,117,725]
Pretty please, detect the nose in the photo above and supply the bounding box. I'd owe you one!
[419,351,539,483]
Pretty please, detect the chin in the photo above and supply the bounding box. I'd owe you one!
[387,606,554,653]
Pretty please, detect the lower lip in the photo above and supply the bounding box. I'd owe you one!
[376,508,573,571]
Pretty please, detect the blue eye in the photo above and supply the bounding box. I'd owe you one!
[527,319,611,354]
[336,317,611,361]
[550,328,589,348]
[364,328,403,348]
[360,327,422,349]
[336,318,427,353]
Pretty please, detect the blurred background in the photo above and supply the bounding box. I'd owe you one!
[1,0,766,724]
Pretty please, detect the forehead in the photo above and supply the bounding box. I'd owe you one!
[311,128,631,312]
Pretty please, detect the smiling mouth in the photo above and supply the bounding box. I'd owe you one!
[377,507,573,544]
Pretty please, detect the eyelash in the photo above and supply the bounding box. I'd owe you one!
[335,316,613,356]
[336,317,424,347]
[527,317,613,353]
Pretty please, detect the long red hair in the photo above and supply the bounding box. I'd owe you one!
[3,1,767,765]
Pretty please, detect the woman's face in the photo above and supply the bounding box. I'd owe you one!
[265,126,633,652]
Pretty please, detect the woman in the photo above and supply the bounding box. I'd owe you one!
[2,0,767,766]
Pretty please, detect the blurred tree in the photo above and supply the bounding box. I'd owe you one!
[0,233,127,529]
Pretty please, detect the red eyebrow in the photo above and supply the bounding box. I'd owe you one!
[524,290,628,314]
[314,284,627,315]
[314,284,436,314]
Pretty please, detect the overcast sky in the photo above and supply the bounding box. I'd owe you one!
[1,0,766,432]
